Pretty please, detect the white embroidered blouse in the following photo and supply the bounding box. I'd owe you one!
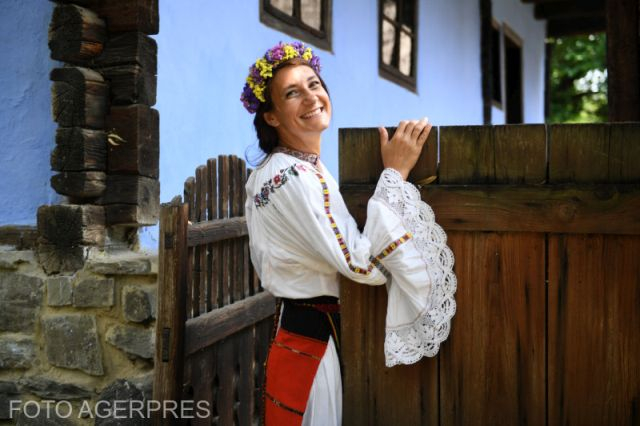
[245,147,457,366]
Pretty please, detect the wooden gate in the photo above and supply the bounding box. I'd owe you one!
[340,123,640,425]
[153,155,275,425]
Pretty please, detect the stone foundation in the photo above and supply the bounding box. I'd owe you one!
[0,245,157,425]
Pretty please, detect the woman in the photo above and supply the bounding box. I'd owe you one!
[242,41,456,425]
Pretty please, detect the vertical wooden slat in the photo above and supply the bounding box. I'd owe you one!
[237,326,255,425]
[219,155,230,307]
[548,234,640,425]
[440,231,546,426]
[188,347,215,426]
[439,125,496,184]
[241,164,251,298]
[340,126,440,426]
[153,198,188,425]
[549,123,610,183]
[254,317,273,424]
[216,335,236,425]
[493,124,547,184]
[608,122,640,182]
[184,177,196,319]
[230,155,239,303]
[207,158,219,310]
[195,165,207,316]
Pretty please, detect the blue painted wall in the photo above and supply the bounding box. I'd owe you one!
[141,0,545,249]
[0,0,545,251]
[0,0,61,226]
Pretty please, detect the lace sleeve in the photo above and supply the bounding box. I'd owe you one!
[373,168,458,366]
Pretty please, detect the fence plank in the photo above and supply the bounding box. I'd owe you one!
[219,155,230,307]
[153,199,188,424]
[187,217,248,246]
[493,124,546,183]
[339,127,437,185]
[184,177,196,319]
[548,234,640,425]
[195,165,207,316]
[440,126,496,183]
[608,122,640,182]
[237,326,255,425]
[185,291,276,356]
[440,231,546,426]
[549,123,610,183]
[342,184,640,235]
[207,157,219,310]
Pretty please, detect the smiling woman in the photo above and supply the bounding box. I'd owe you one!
[241,41,456,426]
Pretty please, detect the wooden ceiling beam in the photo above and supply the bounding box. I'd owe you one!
[547,16,606,37]
[535,1,605,20]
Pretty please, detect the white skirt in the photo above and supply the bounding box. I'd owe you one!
[302,336,342,426]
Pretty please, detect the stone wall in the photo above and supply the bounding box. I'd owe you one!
[0,245,158,425]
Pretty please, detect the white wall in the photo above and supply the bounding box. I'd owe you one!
[491,0,547,123]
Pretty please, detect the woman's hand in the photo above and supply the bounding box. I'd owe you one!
[379,117,431,180]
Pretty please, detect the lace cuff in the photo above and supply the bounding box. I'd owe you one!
[374,168,457,366]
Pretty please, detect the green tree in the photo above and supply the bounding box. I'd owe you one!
[548,33,608,123]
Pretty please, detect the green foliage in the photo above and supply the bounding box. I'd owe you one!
[548,33,608,123]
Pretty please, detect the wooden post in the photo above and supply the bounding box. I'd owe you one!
[153,198,189,425]
[606,0,640,121]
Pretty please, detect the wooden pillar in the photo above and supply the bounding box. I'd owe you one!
[606,0,640,121]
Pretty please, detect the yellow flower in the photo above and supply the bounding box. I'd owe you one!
[253,85,265,102]
[302,48,312,61]
[283,45,297,60]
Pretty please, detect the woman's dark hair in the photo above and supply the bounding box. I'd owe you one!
[250,58,330,161]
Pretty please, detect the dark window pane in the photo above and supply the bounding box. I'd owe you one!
[383,0,398,20]
[382,19,397,66]
[301,0,322,30]
[399,31,412,75]
[491,25,502,103]
[400,0,415,30]
[270,0,293,16]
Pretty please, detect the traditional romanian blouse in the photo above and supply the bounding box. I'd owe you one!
[245,146,457,366]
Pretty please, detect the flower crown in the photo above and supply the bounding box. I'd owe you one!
[240,41,322,114]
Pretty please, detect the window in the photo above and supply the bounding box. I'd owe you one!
[379,0,418,91]
[260,0,332,51]
[491,20,502,108]
[504,24,523,123]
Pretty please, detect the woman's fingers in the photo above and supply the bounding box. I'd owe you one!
[396,120,409,136]
[417,122,432,146]
[411,117,429,141]
[378,126,389,147]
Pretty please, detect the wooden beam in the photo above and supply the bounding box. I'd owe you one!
[153,199,188,419]
[547,17,606,37]
[534,0,604,20]
[606,0,640,121]
[51,127,106,172]
[37,204,105,274]
[0,226,38,250]
[105,105,159,178]
[51,171,106,198]
[342,184,640,235]
[50,67,108,129]
[187,217,248,247]
[184,291,276,356]
[49,4,106,63]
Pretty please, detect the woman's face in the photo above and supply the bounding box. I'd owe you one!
[263,64,332,143]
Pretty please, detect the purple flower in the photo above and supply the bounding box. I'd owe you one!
[268,43,285,61]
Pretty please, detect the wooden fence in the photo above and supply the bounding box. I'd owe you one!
[153,155,275,425]
[154,123,639,425]
[340,123,640,426]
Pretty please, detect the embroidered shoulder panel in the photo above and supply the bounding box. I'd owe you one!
[254,163,309,208]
